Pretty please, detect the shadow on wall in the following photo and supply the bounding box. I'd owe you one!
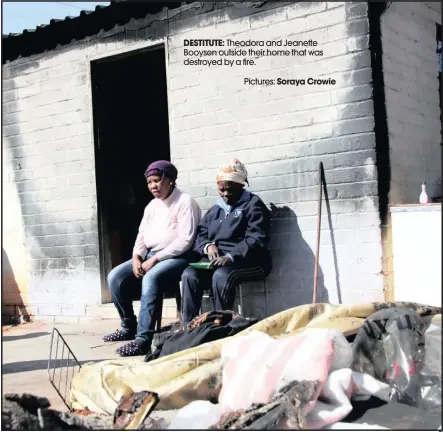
[2,248,29,323]
[268,204,330,311]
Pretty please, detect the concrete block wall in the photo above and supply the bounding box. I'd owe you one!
[2,34,102,322]
[167,1,385,315]
[2,144,32,323]
[381,2,442,204]
[2,1,385,322]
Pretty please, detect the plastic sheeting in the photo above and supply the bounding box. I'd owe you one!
[352,309,441,414]
[420,315,441,414]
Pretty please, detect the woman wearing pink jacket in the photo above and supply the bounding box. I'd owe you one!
[103,160,201,357]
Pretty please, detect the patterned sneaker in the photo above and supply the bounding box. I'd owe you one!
[103,329,135,342]
[116,341,151,357]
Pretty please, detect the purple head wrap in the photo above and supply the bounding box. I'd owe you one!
[144,160,178,182]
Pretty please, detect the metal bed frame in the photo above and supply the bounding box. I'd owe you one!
[47,327,82,411]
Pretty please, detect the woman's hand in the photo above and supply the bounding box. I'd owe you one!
[207,245,220,261]
[132,255,144,279]
[141,255,159,273]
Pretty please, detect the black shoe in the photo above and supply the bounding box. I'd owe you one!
[103,329,135,342]
[116,341,151,357]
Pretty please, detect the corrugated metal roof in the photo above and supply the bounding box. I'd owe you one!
[2,2,184,63]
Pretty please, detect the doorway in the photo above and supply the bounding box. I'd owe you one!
[91,46,171,303]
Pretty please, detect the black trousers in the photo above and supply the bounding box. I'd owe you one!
[180,258,268,324]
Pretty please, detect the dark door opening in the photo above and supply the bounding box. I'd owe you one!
[91,46,170,303]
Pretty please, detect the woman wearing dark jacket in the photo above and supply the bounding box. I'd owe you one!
[181,158,272,324]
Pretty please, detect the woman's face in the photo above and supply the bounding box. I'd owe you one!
[217,181,243,205]
[147,174,173,200]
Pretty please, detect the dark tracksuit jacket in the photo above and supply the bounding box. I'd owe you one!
[193,190,272,273]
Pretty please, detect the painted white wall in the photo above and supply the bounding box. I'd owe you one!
[2,2,385,321]
[167,2,385,313]
[2,146,31,321]
[391,205,442,307]
[2,17,167,322]
[381,2,442,204]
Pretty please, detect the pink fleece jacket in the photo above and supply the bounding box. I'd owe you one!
[132,188,202,261]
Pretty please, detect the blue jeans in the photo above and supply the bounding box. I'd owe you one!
[107,252,189,346]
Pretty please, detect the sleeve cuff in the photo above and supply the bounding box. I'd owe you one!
[226,253,234,262]
[133,248,147,259]
[155,251,166,261]
[203,243,215,255]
